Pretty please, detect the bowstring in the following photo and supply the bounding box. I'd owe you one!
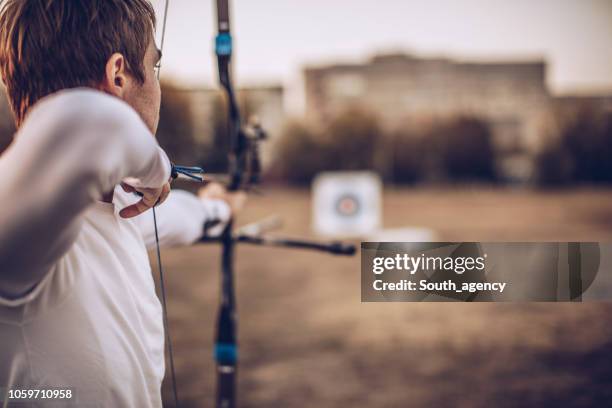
[157,0,170,81]
[153,0,180,406]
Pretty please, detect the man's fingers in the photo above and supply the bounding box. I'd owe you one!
[118,182,172,218]
[119,182,172,218]
[119,199,152,218]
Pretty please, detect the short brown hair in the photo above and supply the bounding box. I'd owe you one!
[0,0,156,126]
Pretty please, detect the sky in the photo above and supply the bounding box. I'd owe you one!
[153,0,612,112]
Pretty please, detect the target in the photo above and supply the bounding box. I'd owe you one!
[335,194,361,217]
[312,171,381,237]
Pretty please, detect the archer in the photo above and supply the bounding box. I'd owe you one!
[0,1,242,406]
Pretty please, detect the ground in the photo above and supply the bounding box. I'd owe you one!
[154,187,612,407]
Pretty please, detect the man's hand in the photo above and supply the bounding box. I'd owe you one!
[198,182,247,215]
[119,181,171,218]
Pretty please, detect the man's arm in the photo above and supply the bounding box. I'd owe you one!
[130,189,231,250]
[0,89,171,298]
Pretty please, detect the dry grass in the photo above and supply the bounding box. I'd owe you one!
[154,187,612,407]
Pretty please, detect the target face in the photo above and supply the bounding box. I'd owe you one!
[335,194,361,217]
[312,171,381,237]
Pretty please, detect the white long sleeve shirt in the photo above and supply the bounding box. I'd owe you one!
[0,89,228,407]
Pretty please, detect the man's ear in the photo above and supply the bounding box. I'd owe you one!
[101,53,128,97]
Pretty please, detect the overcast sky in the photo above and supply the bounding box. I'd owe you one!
[153,0,612,110]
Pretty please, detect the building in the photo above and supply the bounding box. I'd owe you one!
[303,53,570,180]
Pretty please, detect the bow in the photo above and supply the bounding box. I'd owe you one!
[215,0,266,193]
[154,2,356,407]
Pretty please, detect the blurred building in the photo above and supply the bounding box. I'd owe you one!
[171,85,284,167]
[304,53,609,181]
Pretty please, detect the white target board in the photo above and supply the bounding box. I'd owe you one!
[312,171,382,237]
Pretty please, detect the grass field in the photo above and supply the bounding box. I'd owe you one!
[154,187,612,407]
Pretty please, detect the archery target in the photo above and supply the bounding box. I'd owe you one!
[312,171,381,237]
[335,194,361,217]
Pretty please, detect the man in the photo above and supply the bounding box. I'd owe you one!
[0,0,242,406]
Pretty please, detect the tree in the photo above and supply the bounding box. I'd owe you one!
[429,116,497,182]
[272,108,383,185]
[535,109,612,185]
